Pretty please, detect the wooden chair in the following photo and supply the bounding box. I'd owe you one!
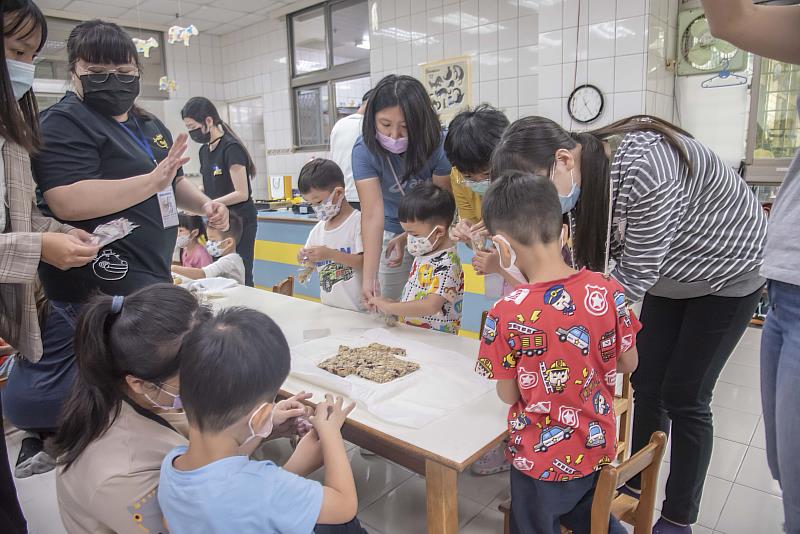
[499,431,667,534]
[272,276,294,297]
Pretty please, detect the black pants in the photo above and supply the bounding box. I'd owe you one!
[510,468,626,534]
[315,517,367,533]
[629,289,761,524]
[0,396,27,534]
[232,202,257,287]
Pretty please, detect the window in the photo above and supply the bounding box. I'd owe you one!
[35,17,167,101]
[289,0,370,149]
[746,56,800,184]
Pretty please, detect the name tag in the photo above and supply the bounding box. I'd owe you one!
[157,187,179,228]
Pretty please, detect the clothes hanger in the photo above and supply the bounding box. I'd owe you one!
[701,59,749,88]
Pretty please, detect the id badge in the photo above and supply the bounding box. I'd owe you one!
[157,187,179,228]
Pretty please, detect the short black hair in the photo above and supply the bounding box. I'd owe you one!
[178,213,207,240]
[444,105,509,175]
[482,172,562,246]
[298,158,345,194]
[211,212,242,244]
[178,307,291,433]
[398,182,456,227]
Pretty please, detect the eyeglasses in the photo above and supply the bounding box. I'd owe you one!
[79,66,139,84]
[456,171,490,185]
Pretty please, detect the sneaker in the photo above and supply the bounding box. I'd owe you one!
[14,433,56,479]
[653,517,692,534]
[471,444,511,475]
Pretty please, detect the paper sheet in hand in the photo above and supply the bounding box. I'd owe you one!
[90,218,139,247]
[291,328,493,428]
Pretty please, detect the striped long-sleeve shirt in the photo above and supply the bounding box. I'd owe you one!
[608,131,767,302]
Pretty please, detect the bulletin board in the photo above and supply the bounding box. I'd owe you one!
[420,56,472,122]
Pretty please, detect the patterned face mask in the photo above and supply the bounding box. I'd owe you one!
[406,226,441,257]
[205,240,224,258]
[313,190,343,221]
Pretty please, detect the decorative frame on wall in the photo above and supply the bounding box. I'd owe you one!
[420,56,472,123]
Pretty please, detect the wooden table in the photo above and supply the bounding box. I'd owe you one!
[212,286,508,534]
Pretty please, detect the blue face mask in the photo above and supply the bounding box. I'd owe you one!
[466,179,490,196]
[7,59,35,101]
[550,161,581,214]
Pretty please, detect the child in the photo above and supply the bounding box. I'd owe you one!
[172,213,245,285]
[158,307,366,534]
[297,159,364,312]
[370,183,464,334]
[176,213,212,268]
[476,172,640,534]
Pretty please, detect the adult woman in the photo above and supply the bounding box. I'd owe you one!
[54,284,205,534]
[703,2,800,530]
[492,115,767,533]
[3,19,228,470]
[0,0,97,527]
[182,97,257,286]
[352,75,452,301]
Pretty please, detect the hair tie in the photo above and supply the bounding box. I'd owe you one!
[111,295,124,314]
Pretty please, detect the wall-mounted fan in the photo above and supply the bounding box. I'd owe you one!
[677,8,748,76]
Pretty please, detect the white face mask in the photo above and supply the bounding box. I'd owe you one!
[238,402,274,455]
[143,383,182,410]
[406,226,441,257]
[493,235,527,284]
[314,190,343,221]
[176,235,190,249]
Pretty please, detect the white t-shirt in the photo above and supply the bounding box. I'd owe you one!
[202,253,245,285]
[401,247,464,334]
[305,210,364,311]
[329,113,363,202]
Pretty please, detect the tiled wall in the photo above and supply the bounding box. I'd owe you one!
[165,33,225,102]
[644,0,679,122]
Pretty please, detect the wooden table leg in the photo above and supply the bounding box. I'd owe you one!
[425,459,458,534]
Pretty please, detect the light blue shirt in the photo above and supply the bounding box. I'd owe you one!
[158,446,324,534]
[351,133,452,234]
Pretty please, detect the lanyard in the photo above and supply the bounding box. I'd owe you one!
[118,118,157,167]
[386,158,406,197]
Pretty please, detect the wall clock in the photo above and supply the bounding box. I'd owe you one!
[567,84,604,124]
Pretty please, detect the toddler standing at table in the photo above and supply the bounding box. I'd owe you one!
[370,182,464,334]
[476,172,640,534]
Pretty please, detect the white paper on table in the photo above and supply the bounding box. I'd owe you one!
[290,328,493,428]
[183,277,238,297]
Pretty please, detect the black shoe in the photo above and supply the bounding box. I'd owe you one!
[14,433,56,479]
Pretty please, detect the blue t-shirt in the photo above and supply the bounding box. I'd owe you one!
[158,446,324,534]
[351,133,452,234]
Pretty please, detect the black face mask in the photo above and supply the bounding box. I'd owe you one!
[79,75,140,116]
[189,126,211,144]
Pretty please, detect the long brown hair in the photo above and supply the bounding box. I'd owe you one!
[491,115,692,271]
[0,0,47,152]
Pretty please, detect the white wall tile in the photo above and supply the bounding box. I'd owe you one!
[499,0,518,21]
[538,97,563,123]
[519,104,539,118]
[587,57,615,95]
[613,90,644,119]
[588,21,616,59]
[411,0,427,13]
[588,0,615,24]
[614,53,645,92]
[428,0,443,9]
[411,38,428,65]
[479,52,499,81]
[479,0,498,23]
[564,0,590,26]
[562,24,588,62]
[442,2,462,31]
[498,48,519,79]
[617,0,644,19]
[615,16,646,56]
[443,30,461,58]
[428,37,444,61]
[460,0,480,29]
[518,14,539,46]
[411,11,428,37]
[538,29,563,66]
[461,27,480,56]
[396,0,411,17]
[428,7,444,35]
[539,64,563,99]
[397,41,413,67]
[538,0,563,32]
[480,23,499,52]
[563,61,589,95]
[479,79,499,105]
[504,106,519,121]
[380,0,396,22]
[383,43,398,71]
[499,18,519,50]
[395,16,412,41]
[499,78,518,108]
[518,45,538,76]
[518,75,539,106]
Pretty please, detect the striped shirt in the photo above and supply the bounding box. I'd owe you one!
[608,131,767,302]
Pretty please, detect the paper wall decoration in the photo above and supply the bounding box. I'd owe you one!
[159,76,178,93]
[420,56,472,123]
[168,24,199,46]
[133,36,159,58]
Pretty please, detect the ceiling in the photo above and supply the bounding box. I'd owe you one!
[34,0,295,35]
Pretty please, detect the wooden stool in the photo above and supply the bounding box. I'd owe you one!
[498,431,667,534]
[272,276,294,297]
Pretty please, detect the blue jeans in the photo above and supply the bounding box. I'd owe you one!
[2,301,81,432]
[761,280,800,534]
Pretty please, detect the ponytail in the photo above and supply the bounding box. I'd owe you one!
[55,284,210,469]
[491,114,693,271]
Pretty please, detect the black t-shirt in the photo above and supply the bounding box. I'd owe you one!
[33,92,182,303]
[199,134,253,211]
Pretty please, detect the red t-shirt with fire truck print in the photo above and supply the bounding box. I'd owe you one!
[476,269,642,482]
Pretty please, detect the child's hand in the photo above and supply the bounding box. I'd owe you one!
[450,219,475,242]
[472,249,501,276]
[272,391,313,438]
[368,295,395,314]
[303,246,332,263]
[309,394,355,436]
[297,248,309,264]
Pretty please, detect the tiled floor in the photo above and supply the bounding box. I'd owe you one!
[4,328,786,533]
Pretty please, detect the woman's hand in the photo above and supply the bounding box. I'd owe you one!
[362,279,379,312]
[203,201,229,230]
[472,249,501,276]
[68,228,95,244]
[384,233,407,267]
[41,232,100,270]
[149,133,190,192]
